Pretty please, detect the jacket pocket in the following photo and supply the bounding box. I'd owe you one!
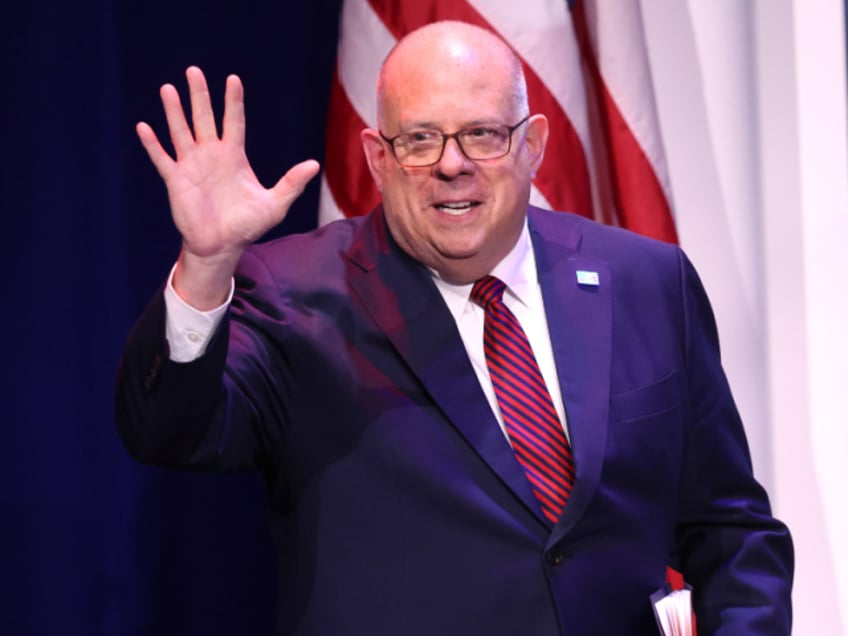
[610,370,682,422]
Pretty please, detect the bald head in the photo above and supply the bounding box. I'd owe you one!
[376,21,528,129]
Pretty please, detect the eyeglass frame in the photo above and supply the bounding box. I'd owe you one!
[378,115,531,168]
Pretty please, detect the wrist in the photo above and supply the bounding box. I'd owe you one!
[172,247,241,310]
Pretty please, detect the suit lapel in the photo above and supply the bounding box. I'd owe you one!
[528,208,612,546]
[344,208,546,524]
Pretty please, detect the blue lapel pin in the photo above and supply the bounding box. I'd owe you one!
[576,270,600,287]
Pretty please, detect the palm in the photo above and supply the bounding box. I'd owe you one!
[163,136,281,257]
[137,67,319,261]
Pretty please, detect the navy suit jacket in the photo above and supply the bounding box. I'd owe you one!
[116,205,793,635]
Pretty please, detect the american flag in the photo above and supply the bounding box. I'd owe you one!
[319,0,678,246]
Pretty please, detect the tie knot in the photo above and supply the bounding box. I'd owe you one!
[471,275,506,309]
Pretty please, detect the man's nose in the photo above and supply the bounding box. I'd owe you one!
[435,136,474,177]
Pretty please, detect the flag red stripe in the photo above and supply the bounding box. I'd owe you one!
[599,84,678,242]
[571,1,678,243]
[525,70,593,217]
[324,67,382,218]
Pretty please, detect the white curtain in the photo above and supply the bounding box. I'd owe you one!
[641,0,848,632]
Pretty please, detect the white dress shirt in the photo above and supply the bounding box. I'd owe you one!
[163,263,232,362]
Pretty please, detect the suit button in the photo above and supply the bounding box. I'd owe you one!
[545,549,565,566]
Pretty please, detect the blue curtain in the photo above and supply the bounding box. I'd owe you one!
[1,1,341,634]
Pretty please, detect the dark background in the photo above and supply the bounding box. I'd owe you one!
[3,1,848,635]
[1,1,341,634]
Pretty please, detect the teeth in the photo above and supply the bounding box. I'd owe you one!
[440,202,472,209]
[436,201,475,215]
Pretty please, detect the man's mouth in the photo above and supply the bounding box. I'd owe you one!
[434,201,480,216]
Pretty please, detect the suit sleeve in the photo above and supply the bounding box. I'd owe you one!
[114,250,292,473]
[674,249,794,635]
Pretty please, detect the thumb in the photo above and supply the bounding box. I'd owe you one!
[271,159,321,209]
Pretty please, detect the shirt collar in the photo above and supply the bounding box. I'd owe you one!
[432,220,537,320]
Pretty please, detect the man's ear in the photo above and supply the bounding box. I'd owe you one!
[523,114,549,175]
[361,128,388,192]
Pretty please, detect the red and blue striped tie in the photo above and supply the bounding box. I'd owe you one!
[471,275,575,524]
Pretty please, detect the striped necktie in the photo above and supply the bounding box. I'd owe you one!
[471,275,575,524]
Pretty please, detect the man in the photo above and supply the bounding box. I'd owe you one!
[117,21,793,635]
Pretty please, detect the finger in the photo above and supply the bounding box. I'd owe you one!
[222,74,245,147]
[270,160,321,210]
[136,121,175,180]
[186,66,219,142]
[160,83,195,157]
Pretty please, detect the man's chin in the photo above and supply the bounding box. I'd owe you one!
[431,249,496,285]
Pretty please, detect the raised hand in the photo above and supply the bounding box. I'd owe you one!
[137,66,320,309]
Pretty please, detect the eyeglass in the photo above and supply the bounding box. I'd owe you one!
[379,115,531,168]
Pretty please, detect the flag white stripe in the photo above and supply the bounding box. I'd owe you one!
[338,0,396,129]
[318,174,347,226]
[529,184,552,210]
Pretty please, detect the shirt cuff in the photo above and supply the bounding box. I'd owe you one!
[163,263,234,362]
